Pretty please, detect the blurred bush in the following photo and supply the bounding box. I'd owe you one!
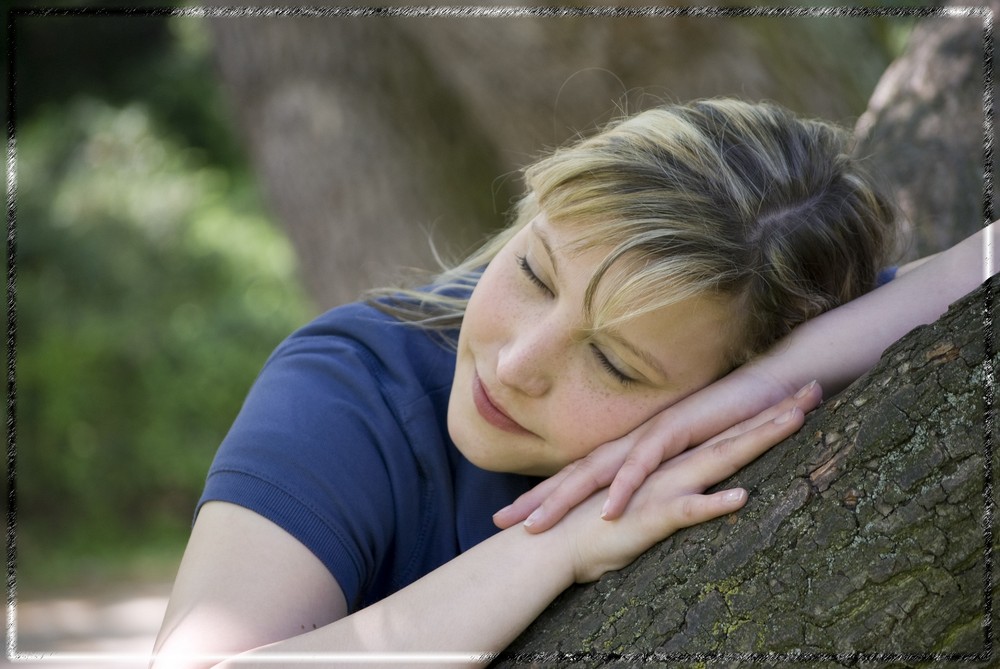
[14,17,311,587]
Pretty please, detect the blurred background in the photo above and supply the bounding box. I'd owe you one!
[7,1,315,657]
[2,0,986,659]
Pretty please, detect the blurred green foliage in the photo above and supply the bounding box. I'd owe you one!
[13,15,312,589]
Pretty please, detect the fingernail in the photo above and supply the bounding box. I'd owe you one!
[774,408,795,424]
[794,380,817,399]
[524,510,539,528]
[600,499,611,519]
[723,489,745,503]
[493,504,512,518]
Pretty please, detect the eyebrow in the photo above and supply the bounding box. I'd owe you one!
[604,330,669,382]
[532,220,560,277]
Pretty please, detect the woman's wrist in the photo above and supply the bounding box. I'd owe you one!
[664,361,793,451]
[504,520,579,586]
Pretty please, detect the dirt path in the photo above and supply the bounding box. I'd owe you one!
[4,582,171,668]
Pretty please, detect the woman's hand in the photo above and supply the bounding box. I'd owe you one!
[494,379,822,533]
[550,390,817,583]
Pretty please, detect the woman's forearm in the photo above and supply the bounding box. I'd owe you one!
[214,525,574,668]
[497,223,999,530]
[234,401,795,666]
[744,221,998,400]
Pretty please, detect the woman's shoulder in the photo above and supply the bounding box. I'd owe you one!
[290,299,417,343]
[876,266,898,287]
[284,296,453,364]
[256,297,458,425]
[202,297,465,608]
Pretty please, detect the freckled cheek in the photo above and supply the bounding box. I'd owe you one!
[549,380,649,457]
[466,278,512,347]
[472,267,524,330]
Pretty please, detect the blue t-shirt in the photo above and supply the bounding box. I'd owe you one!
[199,268,896,612]
[876,266,897,287]
[198,300,540,612]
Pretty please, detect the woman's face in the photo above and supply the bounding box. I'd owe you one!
[448,214,735,477]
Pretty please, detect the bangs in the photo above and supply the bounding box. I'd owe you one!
[583,249,726,335]
[566,228,735,338]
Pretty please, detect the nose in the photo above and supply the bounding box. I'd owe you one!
[495,319,564,397]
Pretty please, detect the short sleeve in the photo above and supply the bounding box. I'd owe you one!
[195,298,537,612]
[198,332,404,610]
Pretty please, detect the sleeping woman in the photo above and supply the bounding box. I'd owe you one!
[151,98,996,668]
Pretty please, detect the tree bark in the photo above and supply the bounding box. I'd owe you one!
[496,268,996,668]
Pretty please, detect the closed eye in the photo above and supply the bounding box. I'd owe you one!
[516,254,552,295]
[591,345,636,387]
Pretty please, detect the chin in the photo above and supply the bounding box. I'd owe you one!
[447,394,562,476]
[448,406,502,472]
[450,434,511,473]
[448,422,546,475]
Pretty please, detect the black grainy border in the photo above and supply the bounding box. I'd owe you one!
[4,2,16,661]
[3,5,994,665]
[978,5,996,665]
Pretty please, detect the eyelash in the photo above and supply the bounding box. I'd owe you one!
[592,345,635,387]
[516,254,634,387]
[516,254,551,294]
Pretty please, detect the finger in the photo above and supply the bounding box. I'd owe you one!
[664,488,749,531]
[600,380,746,522]
[492,469,570,529]
[700,380,822,449]
[792,379,823,411]
[520,439,633,533]
[606,381,820,521]
[603,436,676,521]
[682,405,806,491]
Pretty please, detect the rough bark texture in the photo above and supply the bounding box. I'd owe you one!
[496,272,996,668]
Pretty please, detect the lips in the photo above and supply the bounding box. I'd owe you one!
[472,373,533,436]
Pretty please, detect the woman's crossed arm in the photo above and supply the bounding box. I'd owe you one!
[495,221,998,533]
[151,386,819,668]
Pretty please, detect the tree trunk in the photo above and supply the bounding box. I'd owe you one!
[496,269,996,668]
[206,8,894,308]
[852,3,987,261]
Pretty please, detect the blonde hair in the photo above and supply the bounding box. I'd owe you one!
[370,98,897,367]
